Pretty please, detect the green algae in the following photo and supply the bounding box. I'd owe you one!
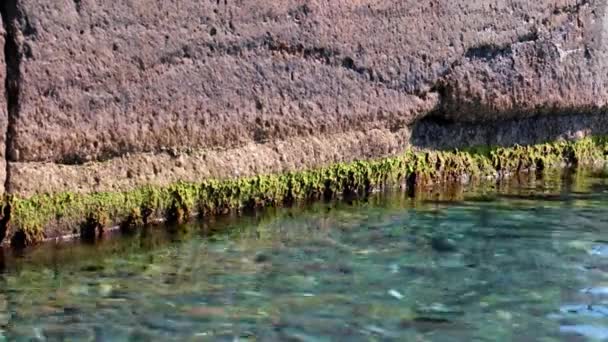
[6,136,608,244]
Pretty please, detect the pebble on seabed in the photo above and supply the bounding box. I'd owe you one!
[430,236,458,253]
[388,289,404,300]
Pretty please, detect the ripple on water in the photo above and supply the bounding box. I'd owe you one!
[551,304,608,319]
[590,244,608,257]
[582,289,608,300]
[560,325,608,340]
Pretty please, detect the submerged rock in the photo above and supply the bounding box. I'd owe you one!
[430,237,458,253]
[254,252,271,264]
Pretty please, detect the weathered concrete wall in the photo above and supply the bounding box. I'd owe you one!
[1,1,608,244]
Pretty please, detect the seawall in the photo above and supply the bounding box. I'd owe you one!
[1,0,608,244]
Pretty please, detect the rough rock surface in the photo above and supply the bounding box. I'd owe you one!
[1,0,608,197]
[10,128,411,197]
[0,13,7,194]
[435,1,608,121]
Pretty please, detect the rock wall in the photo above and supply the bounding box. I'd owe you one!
[2,0,607,198]
[0,12,7,195]
[7,0,605,161]
[0,1,607,205]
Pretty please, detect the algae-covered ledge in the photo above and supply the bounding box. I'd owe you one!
[4,136,608,246]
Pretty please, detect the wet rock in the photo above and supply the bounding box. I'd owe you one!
[62,306,82,315]
[416,303,464,316]
[430,237,458,253]
[400,316,453,332]
[336,264,353,275]
[388,289,404,300]
[43,325,93,341]
[80,264,105,272]
[129,328,156,342]
[98,283,113,297]
[185,306,227,318]
[254,252,271,263]
[141,315,193,333]
[363,325,400,338]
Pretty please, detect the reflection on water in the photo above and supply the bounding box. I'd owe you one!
[0,170,607,340]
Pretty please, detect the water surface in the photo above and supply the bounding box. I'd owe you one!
[1,171,608,341]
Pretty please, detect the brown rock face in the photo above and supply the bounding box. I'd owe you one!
[6,0,607,163]
[0,12,7,194]
[435,1,608,121]
[9,0,443,164]
[1,0,608,197]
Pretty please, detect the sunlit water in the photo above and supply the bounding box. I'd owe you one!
[1,171,608,341]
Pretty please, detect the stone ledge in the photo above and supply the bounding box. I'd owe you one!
[4,134,607,246]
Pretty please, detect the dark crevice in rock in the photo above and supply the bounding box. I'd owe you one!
[0,0,21,243]
[157,35,403,90]
[553,0,591,15]
[464,30,539,61]
[73,0,82,15]
[1,0,21,190]
[264,38,338,64]
[157,35,340,67]
[288,4,311,20]
[517,30,540,44]
[263,38,398,86]
[0,203,9,248]
[410,109,608,151]
[465,42,513,60]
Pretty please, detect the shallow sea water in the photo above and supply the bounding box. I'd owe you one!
[1,171,608,341]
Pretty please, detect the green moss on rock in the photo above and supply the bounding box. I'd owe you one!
[6,137,608,244]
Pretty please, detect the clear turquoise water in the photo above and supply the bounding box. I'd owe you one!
[1,171,608,341]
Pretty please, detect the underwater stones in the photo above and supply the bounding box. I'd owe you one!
[80,211,109,243]
[430,237,458,253]
[42,324,94,341]
[399,317,454,333]
[185,306,227,319]
[119,208,144,234]
[254,252,271,264]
